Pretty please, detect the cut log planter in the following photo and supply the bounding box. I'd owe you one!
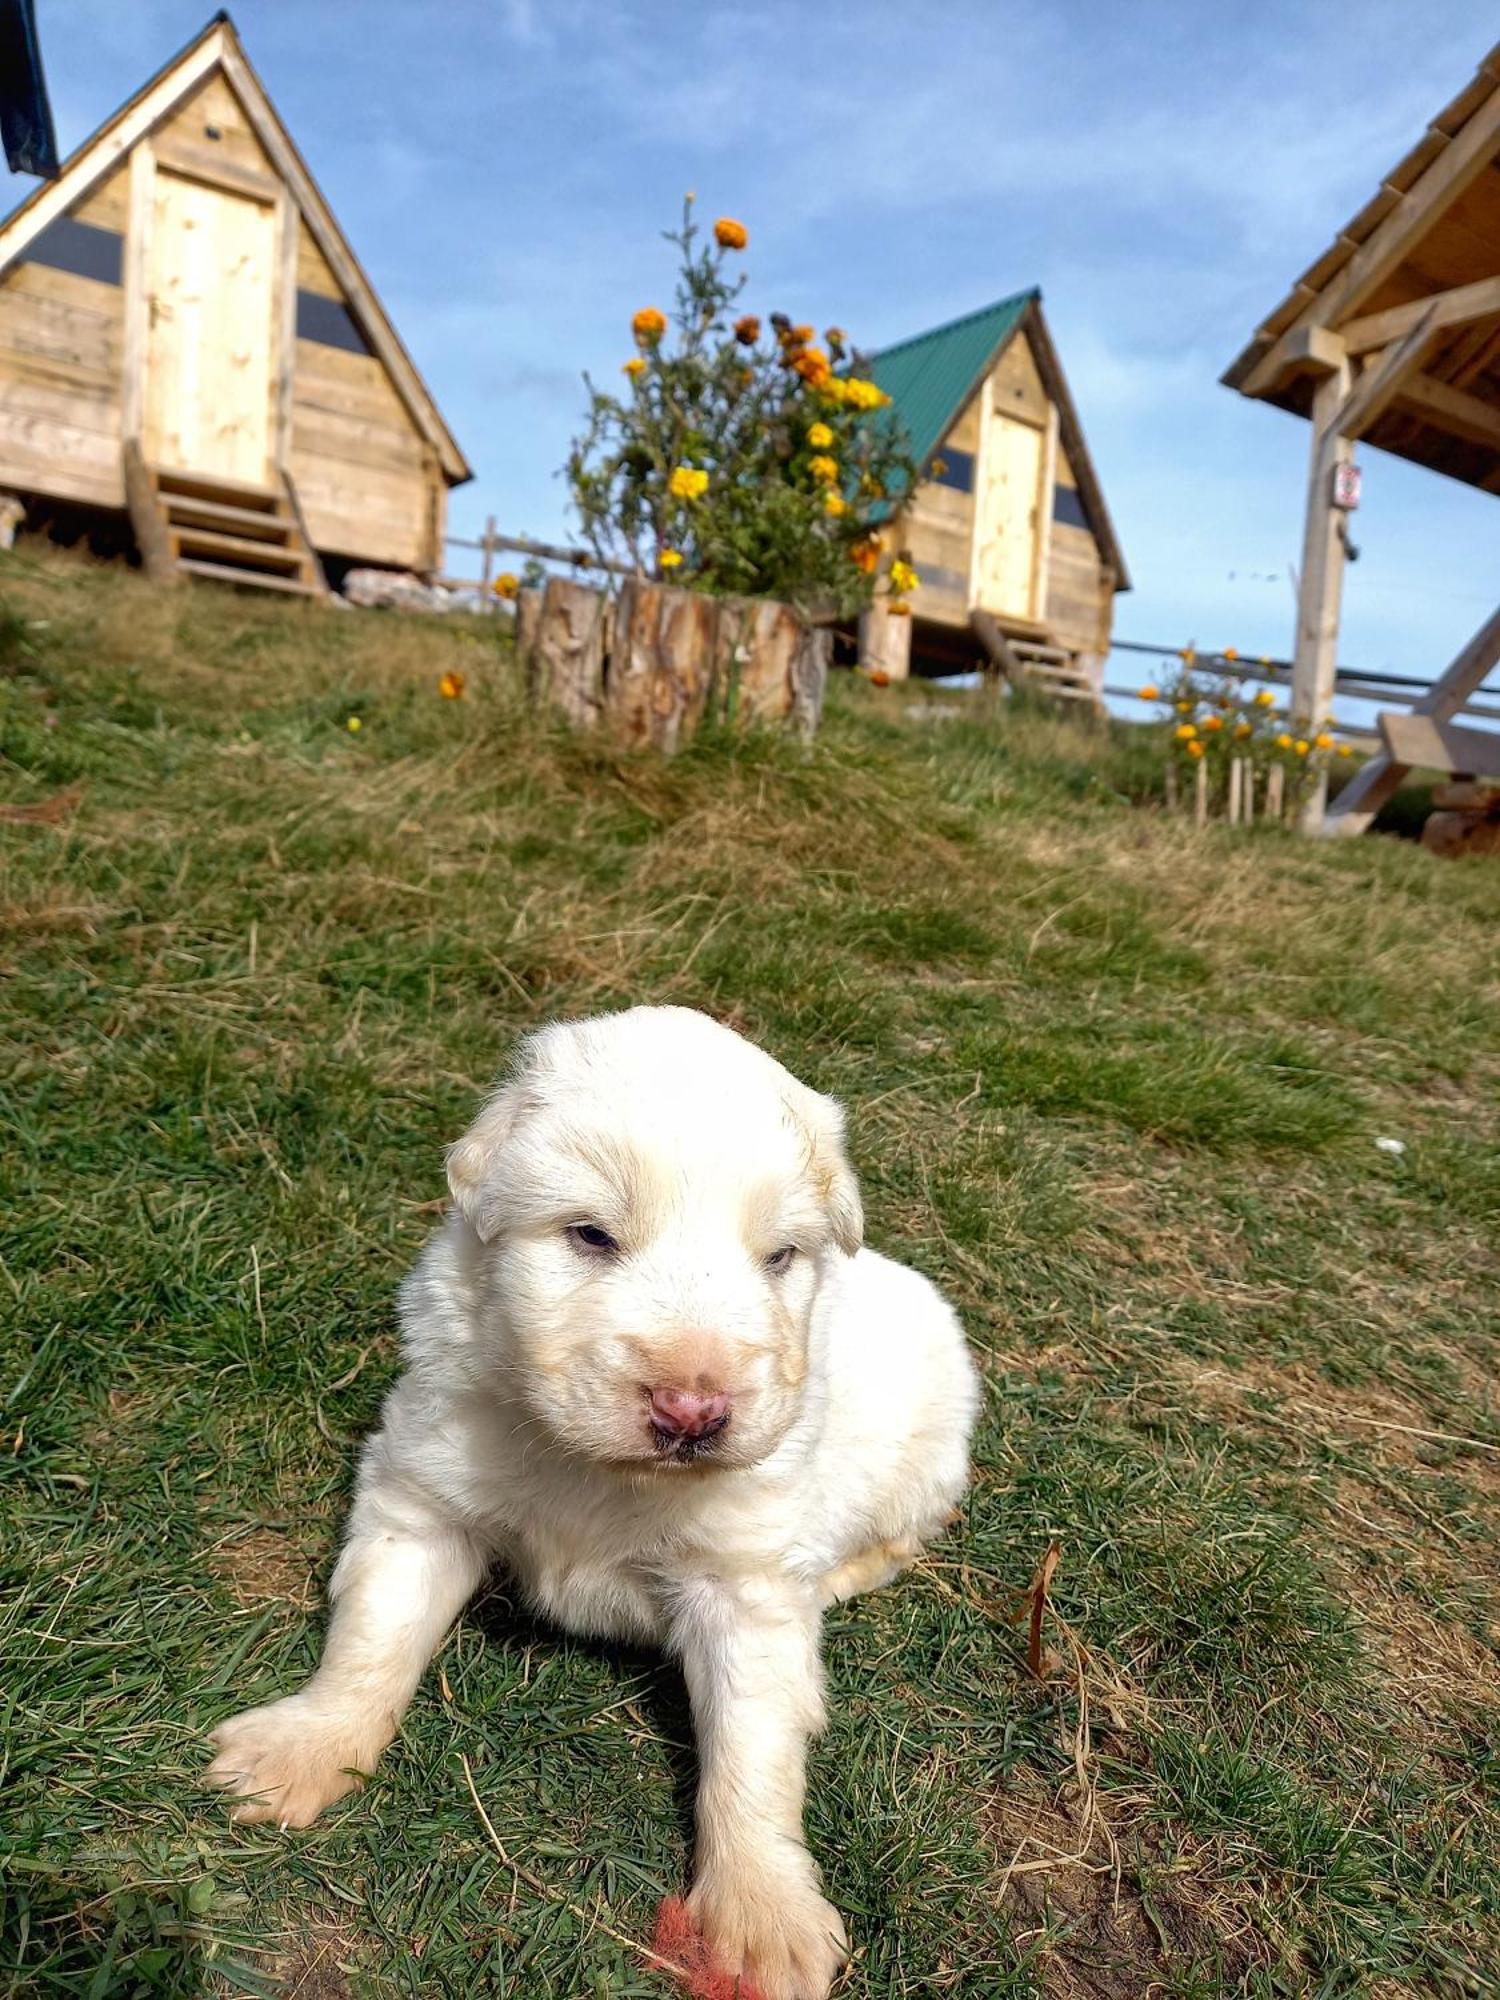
[520,576,830,751]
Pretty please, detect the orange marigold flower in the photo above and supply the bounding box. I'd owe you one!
[631,306,667,345]
[493,572,520,600]
[790,324,814,344]
[438,671,465,700]
[1223,646,1238,662]
[1234,721,1253,740]
[1175,722,1197,741]
[1313,731,1334,751]
[887,600,911,617]
[793,350,830,387]
[713,217,748,250]
[733,314,760,346]
[623,356,646,378]
[1204,714,1224,732]
[1139,683,1159,701]
[825,326,847,351]
[1187,740,1206,759]
[850,536,880,574]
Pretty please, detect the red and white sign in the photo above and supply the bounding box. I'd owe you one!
[1332,463,1362,511]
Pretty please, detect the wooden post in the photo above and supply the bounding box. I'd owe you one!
[1164,762,1178,813]
[479,513,495,609]
[606,579,717,752]
[1194,757,1208,828]
[1240,759,1254,825]
[515,585,543,673]
[524,576,608,731]
[858,600,912,682]
[1267,763,1285,823]
[1290,355,1353,832]
[1227,756,1243,826]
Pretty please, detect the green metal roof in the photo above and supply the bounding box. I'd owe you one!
[868,288,1039,471]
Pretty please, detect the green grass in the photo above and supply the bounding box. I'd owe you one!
[2,542,1498,1998]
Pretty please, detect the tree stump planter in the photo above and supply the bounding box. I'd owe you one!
[521,576,830,751]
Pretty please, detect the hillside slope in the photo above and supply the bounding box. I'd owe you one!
[3,546,1498,1997]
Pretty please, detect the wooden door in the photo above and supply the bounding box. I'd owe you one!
[143,171,276,485]
[975,410,1044,619]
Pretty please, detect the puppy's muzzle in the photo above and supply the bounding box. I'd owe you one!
[649,1386,731,1444]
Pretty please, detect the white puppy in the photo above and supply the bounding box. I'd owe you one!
[208,1006,978,2000]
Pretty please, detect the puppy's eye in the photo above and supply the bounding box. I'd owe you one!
[568,1222,620,1256]
[764,1245,797,1275]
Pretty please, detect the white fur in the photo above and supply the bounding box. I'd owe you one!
[207,1005,979,2000]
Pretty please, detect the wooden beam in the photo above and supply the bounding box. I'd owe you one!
[1290,357,1354,830]
[1338,273,1500,354]
[1329,309,1438,439]
[1238,85,1500,398]
[1325,599,1500,833]
[1379,709,1500,778]
[1283,324,1347,374]
[1395,371,1500,451]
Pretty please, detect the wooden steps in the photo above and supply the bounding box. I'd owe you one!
[123,446,325,598]
[969,609,1102,710]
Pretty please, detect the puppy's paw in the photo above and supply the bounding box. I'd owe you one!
[686,1858,847,2000]
[205,1694,383,1828]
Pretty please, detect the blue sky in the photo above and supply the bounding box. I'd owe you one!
[33,2,1500,696]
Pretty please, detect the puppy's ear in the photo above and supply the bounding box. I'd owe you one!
[791,1086,864,1257]
[446,1081,526,1242]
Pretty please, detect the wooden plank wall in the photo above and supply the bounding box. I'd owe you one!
[902,394,979,629]
[289,218,438,569]
[1044,441,1114,658]
[0,164,128,508]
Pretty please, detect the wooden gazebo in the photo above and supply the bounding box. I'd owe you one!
[1224,38,1500,832]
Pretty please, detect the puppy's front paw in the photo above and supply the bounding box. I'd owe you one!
[205,1694,383,1828]
[687,1858,848,2000]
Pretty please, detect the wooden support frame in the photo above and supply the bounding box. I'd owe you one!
[1289,357,1354,829]
[1325,601,1500,833]
[1338,273,1500,355]
[1329,310,1438,440]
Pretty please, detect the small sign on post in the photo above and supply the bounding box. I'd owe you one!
[1331,462,1362,511]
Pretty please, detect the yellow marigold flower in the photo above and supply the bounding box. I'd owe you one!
[1175,700,1194,714]
[1175,722,1197,741]
[659,549,684,569]
[809,453,838,483]
[807,421,834,449]
[1234,721,1253,740]
[438,671,465,700]
[1275,732,1292,749]
[1337,743,1353,758]
[668,465,709,500]
[345,715,362,733]
[1294,739,1310,756]
[631,306,667,345]
[733,314,760,346]
[493,572,520,600]
[888,599,911,617]
[889,559,919,594]
[823,490,846,517]
[714,217,748,250]
[841,377,889,410]
[819,378,849,405]
[623,356,646,378]
[1139,683,1159,700]
[1187,739,1206,759]
[1254,689,1276,708]
[1204,714,1224,732]
[1313,731,1334,751]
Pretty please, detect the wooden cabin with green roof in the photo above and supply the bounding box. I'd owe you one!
[861,290,1128,697]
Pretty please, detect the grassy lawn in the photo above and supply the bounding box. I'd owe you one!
[2,544,1498,1999]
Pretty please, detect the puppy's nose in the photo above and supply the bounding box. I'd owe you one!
[649,1386,731,1439]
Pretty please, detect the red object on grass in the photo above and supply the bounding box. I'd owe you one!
[651,1896,766,2000]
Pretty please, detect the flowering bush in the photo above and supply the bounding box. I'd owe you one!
[566,199,919,614]
[1142,649,1353,808]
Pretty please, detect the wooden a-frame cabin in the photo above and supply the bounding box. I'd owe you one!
[0,12,470,596]
[1224,37,1500,833]
[859,290,1129,701]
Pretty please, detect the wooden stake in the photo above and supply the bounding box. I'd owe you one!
[1194,757,1208,828]
[1227,756,1243,826]
[1241,759,1254,825]
[1267,763,1285,822]
[1164,762,1178,813]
